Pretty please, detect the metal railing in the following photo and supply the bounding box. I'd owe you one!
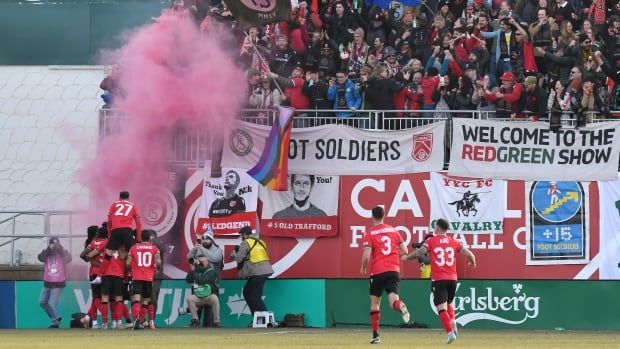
[0,211,87,266]
[99,108,620,168]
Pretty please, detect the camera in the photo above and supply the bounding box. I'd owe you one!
[412,242,424,249]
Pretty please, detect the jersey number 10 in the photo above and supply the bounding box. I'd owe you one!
[136,251,153,267]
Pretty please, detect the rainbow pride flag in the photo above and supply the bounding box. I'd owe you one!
[247,107,294,191]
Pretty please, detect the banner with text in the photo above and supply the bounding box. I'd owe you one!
[222,121,445,175]
[429,172,505,234]
[197,163,259,236]
[597,178,620,279]
[259,174,339,237]
[449,119,620,181]
[526,181,589,265]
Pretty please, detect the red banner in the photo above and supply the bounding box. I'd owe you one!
[261,216,337,237]
[176,171,601,280]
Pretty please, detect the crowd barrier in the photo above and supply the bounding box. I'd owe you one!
[100,108,620,168]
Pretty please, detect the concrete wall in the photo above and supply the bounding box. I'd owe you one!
[0,66,103,265]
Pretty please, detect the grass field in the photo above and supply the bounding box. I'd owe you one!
[2,328,619,349]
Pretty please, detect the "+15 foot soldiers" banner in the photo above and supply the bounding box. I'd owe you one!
[449,119,620,181]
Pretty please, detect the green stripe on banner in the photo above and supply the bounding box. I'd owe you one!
[326,280,620,330]
[15,279,326,329]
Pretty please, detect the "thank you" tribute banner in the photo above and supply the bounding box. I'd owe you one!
[449,119,620,181]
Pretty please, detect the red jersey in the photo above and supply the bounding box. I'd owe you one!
[107,199,142,241]
[362,223,404,276]
[87,238,108,276]
[128,243,160,282]
[103,253,125,278]
[423,234,463,281]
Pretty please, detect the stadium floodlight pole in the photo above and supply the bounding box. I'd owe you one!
[243,30,285,95]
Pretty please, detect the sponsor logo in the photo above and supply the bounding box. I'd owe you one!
[227,294,252,318]
[431,283,540,326]
[230,129,252,157]
[412,133,433,162]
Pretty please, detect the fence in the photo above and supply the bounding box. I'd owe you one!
[0,211,88,266]
[99,108,619,168]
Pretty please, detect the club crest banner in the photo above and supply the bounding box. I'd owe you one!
[222,121,445,175]
[196,162,259,236]
[449,119,620,181]
[429,172,505,234]
[259,174,339,237]
[597,178,620,279]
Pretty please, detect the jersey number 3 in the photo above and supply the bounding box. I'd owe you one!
[433,247,455,266]
[380,235,392,255]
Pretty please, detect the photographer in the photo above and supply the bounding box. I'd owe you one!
[187,228,224,285]
[231,226,273,317]
[184,257,220,328]
[38,237,72,328]
[411,234,434,279]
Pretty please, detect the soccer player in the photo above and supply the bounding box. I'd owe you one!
[404,218,477,344]
[126,230,161,330]
[360,206,411,344]
[79,226,108,328]
[100,244,128,329]
[102,191,142,274]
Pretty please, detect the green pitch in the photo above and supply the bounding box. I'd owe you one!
[2,328,619,349]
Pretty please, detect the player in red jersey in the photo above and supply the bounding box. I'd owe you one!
[100,244,128,329]
[79,226,108,328]
[126,230,161,330]
[360,206,411,345]
[102,191,142,274]
[404,218,476,344]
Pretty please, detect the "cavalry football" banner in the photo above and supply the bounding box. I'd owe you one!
[259,174,339,237]
[196,162,259,236]
[222,121,445,175]
[449,119,620,181]
[429,172,505,234]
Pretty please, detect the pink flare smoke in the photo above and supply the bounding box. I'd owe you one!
[78,11,246,218]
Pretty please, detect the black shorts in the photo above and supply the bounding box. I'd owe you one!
[101,275,124,298]
[132,280,153,299]
[89,275,101,299]
[106,227,135,251]
[369,271,401,297]
[431,280,457,306]
[123,282,131,301]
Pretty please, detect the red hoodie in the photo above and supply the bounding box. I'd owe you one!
[286,77,310,110]
[421,75,440,105]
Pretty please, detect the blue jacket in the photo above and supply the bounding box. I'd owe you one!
[327,79,362,118]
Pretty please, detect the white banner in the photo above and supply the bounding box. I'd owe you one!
[197,162,259,236]
[222,121,445,175]
[597,178,620,279]
[259,174,339,237]
[449,119,620,181]
[429,172,505,234]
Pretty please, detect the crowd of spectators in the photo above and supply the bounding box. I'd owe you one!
[173,1,620,128]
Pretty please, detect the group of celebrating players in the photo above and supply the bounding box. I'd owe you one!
[79,191,161,330]
[75,190,475,344]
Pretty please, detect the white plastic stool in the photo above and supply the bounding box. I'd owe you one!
[252,311,275,328]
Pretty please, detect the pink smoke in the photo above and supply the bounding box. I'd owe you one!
[78,11,246,217]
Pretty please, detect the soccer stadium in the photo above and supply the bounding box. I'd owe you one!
[1,0,620,348]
